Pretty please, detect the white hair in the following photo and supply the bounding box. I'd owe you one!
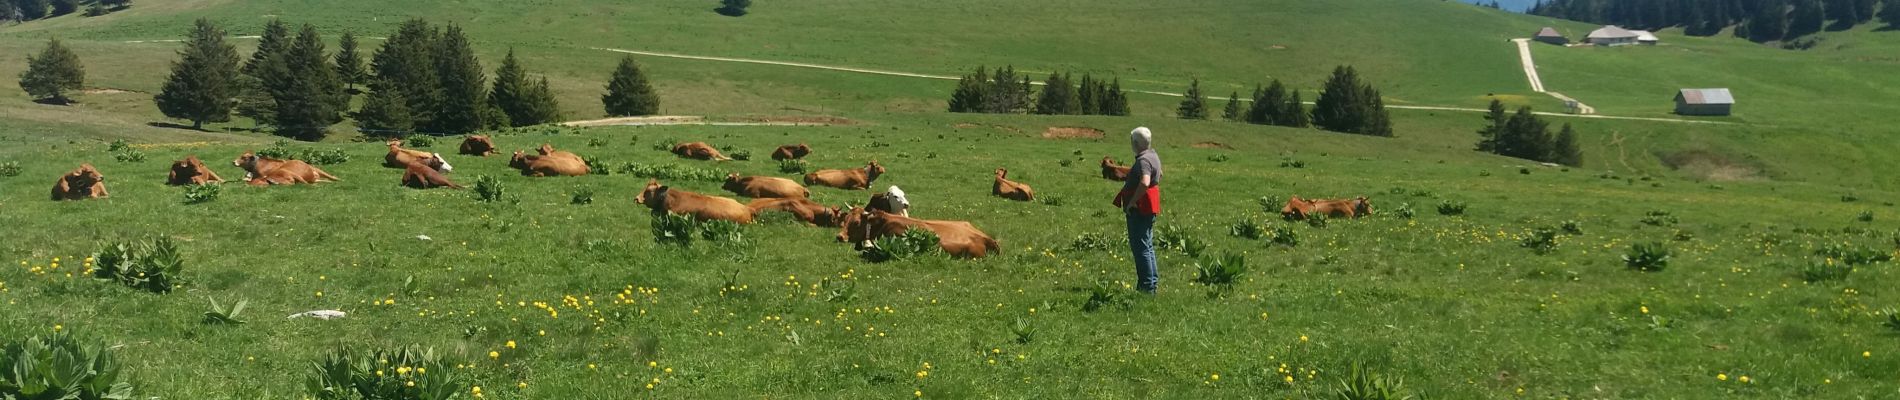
[431,153,453,172]
[887,186,910,217]
[1131,127,1153,151]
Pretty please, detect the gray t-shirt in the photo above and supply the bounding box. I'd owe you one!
[1122,149,1161,191]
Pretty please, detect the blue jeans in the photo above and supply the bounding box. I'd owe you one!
[1126,212,1158,293]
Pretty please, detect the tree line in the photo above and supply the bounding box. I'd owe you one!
[2,0,129,21]
[1530,0,1900,43]
[1178,66,1389,137]
[948,66,1130,116]
[135,18,660,140]
[1475,100,1583,167]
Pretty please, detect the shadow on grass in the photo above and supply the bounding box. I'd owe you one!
[146,122,208,132]
[30,98,75,106]
[713,7,747,17]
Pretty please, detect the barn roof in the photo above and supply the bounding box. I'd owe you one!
[1535,27,1563,38]
[1587,25,1638,39]
[1676,88,1734,105]
[1631,30,1659,41]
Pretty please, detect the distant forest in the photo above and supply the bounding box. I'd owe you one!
[1529,0,1900,45]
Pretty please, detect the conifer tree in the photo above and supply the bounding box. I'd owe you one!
[16,0,46,20]
[1881,0,1900,25]
[1550,123,1584,167]
[17,38,84,104]
[1034,72,1077,115]
[156,19,240,129]
[243,19,290,77]
[1250,80,1288,125]
[1750,0,1790,41]
[50,0,74,15]
[3,2,17,22]
[522,76,562,125]
[1101,78,1129,116]
[430,24,486,134]
[1076,74,1099,115]
[354,78,413,134]
[1789,0,1827,37]
[490,49,561,126]
[1312,66,1392,136]
[1285,90,1309,128]
[602,54,659,116]
[271,24,347,140]
[334,31,366,90]
[1176,78,1208,120]
[947,66,988,113]
[982,66,1030,113]
[1221,91,1242,121]
[718,0,751,16]
[370,19,441,131]
[1475,99,1508,152]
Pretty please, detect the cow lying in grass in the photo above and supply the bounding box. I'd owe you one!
[167,155,224,186]
[400,155,461,189]
[1101,156,1131,181]
[992,168,1034,201]
[460,135,497,156]
[635,179,754,223]
[868,186,909,216]
[771,143,812,161]
[748,197,843,227]
[723,173,808,198]
[234,152,339,186]
[805,161,885,190]
[51,164,109,201]
[1281,195,1372,220]
[509,151,589,177]
[672,142,731,161]
[837,208,998,259]
[385,140,451,172]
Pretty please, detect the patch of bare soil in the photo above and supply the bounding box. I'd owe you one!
[1192,141,1233,150]
[1658,149,1765,181]
[82,88,137,94]
[1041,126,1103,139]
[738,116,856,125]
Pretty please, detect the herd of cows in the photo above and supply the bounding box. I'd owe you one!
[45,135,1371,259]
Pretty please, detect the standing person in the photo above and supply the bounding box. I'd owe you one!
[1113,127,1163,294]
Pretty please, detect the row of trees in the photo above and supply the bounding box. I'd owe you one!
[1177,67,1388,136]
[947,66,1129,116]
[2,0,128,22]
[148,18,659,140]
[1475,100,1583,167]
[1200,79,1312,127]
[1530,0,1900,43]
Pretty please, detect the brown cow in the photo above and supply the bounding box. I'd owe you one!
[460,135,498,156]
[508,151,589,177]
[770,144,812,161]
[384,140,438,169]
[723,173,808,198]
[535,143,583,161]
[1283,196,1372,220]
[635,179,754,223]
[400,156,462,189]
[867,186,910,216]
[992,168,1034,202]
[233,152,339,186]
[671,142,731,161]
[1280,196,1317,220]
[747,197,843,227]
[51,164,109,201]
[1101,156,1131,181]
[837,208,999,259]
[167,155,225,186]
[804,161,885,190]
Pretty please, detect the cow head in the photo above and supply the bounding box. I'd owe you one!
[1353,196,1373,216]
[428,153,453,172]
[634,179,669,211]
[386,139,404,149]
[721,173,745,192]
[836,207,876,247]
[66,164,104,188]
[995,168,1008,180]
[172,156,204,175]
[508,151,531,170]
[864,161,886,182]
[791,143,811,157]
[233,151,261,171]
[537,143,556,156]
[1100,156,1118,168]
[1281,196,1311,221]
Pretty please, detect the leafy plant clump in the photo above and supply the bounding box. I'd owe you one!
[299,148,351,165]
[1623,242,1670,272]
[1391,203,1415,219]
[651,213,749,246]
[1010,317,1036,344]
[1640,210,1678,227]
[620,163,725,182]
[1,333,135,399]
[1332,363,1417,400]
[203,297,249,325]
[0,161,21,177]
[1193,252,1247,289]
[1560,220,1584,235]
[1066,232,1124,252]
[1520,227,1558,254]
[862,228,941,262]
[1082,279,1132,312]
[308,346,466,400]
[1155,225,1207,257]
[729,149,752,161]
[1798,258,1853,283]
[1279,159,1306,168]
[182,182,222,204]
[1814,243,1892,265]
[404,136,435,148]
[1267,224,1300,247]
[570,186,594,205]
[113,149,146,163]
[1857,210,1874,222]
[698,219,746,243]
[1229,217,1263,239]
[92,237,187,293]
[472,175,507,203]
[777,159,809,175]
[585,158,615,176]
[1436,201,1466,216]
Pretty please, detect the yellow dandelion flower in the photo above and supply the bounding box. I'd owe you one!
[1716,373,1727,381]
[506,341,517,349]
[1738,376,1751,384]
[488,351,500,359]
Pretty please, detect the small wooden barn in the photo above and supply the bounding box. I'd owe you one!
[1674,88,1734,116]
[1533,27,1568,45]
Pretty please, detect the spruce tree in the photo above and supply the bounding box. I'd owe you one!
[522,76,562,125]
[371,19,441,131]
[1284,90,1309,128]
[490,48,529,124]
[334,31,365,90]
[1790,0,1827,37]
[16,0,46,20]
[271,24,347,140]
[49,0,73,15]
[3,2,17,22]
[1751,0,1790,41]
[1826,0,1859,26]
[156,19,240,129]
[430,24,486,134]
[1550,123,1584,167]
[1221,92,1242,121]
[1312,66,1392,136]
[947,66,988,113]
[1882,0,1900,25]
[1176,78,1208,120]
[1496,107,1551,161]
[1251,80,1288,125]
[1076,74,1099,115]
[243,19,290,77]
[1101,78,1129,116]
[1034,72,1077,115]
[84,2,103,16]
[17,38,84,104]
[719,0,751,16]
[982,66,1030,113]
[354,78,413,134]
[602,54,660,116]
[1475,99,1508,152]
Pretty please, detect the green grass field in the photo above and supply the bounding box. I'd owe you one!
[4,0,1900,398]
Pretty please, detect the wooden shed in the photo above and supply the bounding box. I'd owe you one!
[1674,88,1734,116]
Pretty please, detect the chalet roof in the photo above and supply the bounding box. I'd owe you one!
[1587,25,1638,39]
[1676,88,1734,105]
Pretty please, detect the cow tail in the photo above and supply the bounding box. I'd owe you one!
[318,169,341,182]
